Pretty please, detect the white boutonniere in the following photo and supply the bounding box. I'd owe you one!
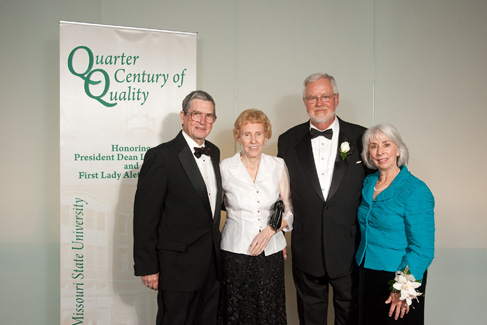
[339,141,351,160]
[388,266,423,306]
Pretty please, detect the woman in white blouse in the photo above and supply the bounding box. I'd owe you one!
[217,109,293,325]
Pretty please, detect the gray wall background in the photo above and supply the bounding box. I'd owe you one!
[1,0,486,324]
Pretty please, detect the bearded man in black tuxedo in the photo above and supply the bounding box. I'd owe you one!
[278,73,368,325]
[133,90,222,324]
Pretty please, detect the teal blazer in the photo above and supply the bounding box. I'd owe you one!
[355,166,435,280]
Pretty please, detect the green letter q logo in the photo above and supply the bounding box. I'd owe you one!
[67,46,116,107]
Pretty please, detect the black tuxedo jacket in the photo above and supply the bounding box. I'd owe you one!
[278,117,367,278]
[133,131,222,292]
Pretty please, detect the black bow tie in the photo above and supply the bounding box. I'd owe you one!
[194,146,211,158]
[310,128,333,140]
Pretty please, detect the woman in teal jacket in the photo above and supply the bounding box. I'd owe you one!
[355,123,435,324]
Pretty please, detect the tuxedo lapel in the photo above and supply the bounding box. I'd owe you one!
[209,142,222,223]
[296,130,325,202]
[327,131,349,200]
[175,133,212,217]
[327,119,356,201]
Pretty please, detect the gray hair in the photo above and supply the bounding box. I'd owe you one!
[302,73,338,98]
[361,123,409,169]
[182,90,216,114]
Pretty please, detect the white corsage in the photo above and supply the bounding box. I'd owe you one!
[388,266,423,306]
[339,141,351,160]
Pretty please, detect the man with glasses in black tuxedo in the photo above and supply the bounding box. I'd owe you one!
[133,90,222,324]
[278,73,368,324]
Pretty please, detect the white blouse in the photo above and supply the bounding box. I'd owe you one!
[220,152,294,256]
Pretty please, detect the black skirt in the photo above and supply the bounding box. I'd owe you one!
[217,250,287,325]
[359,267,428,325]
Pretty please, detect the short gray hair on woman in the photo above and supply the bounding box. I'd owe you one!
[302,73,338,99]
[182,90,216,114]
[361,123,409,169]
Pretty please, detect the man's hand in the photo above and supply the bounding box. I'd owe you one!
[141,273,159,291]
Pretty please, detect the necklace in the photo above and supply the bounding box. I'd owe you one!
[374,184,389,191]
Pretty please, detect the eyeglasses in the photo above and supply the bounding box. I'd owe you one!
[305,94,336,104]
[186,111,217,124]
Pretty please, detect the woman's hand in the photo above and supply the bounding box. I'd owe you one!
[282,247,288,260]
[385,292,409,320]
[249,226,276,256]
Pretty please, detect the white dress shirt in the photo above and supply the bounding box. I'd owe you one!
[220,153,294,256]
[182,131,217,217]
[310,117,340,200]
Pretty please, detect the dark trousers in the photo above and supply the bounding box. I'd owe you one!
[156,254,220,325]
[293,265,359,325]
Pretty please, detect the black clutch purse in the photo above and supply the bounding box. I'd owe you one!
[268,199,284,231]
